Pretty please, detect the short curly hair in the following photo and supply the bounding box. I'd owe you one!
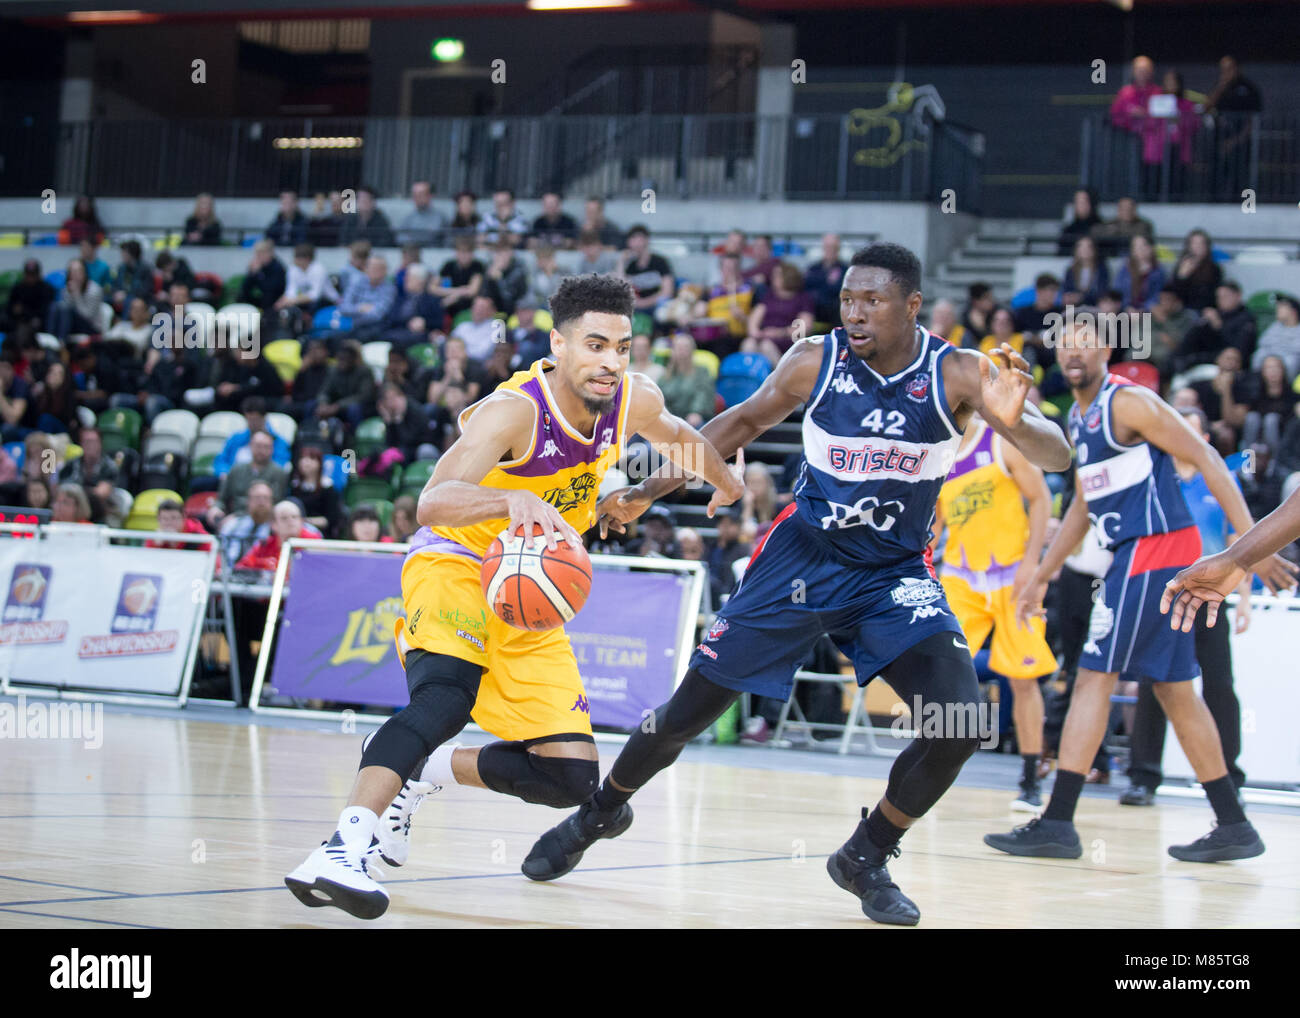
[849,242,923,297]
[549,274,635,332]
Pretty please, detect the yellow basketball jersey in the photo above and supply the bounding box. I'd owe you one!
[936,420,1029,579]
[420,359,631,558]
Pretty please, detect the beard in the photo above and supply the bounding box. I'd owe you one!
[581,392,615,416]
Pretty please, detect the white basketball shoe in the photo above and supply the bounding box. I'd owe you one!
[285,831,390,920]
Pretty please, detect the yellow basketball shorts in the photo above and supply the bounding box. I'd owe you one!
[393,551,592,742]
[940,572,1058,681]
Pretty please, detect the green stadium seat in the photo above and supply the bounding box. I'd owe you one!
[345,476,397,507]
[353,417,388,458]
[97,406,142,453]
[399,458,438,496]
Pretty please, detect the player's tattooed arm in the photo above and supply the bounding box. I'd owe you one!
[945,344,1072,472]
[416,393,581,549]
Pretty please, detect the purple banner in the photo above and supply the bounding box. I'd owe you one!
[268,548,695,729]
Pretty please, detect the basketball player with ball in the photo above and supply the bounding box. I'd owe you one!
[287,274,745,918]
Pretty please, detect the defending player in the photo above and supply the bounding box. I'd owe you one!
[933,412,1057,812]
[984,322,1296,862]
[521,243,1072,925]
[286,275,745,919]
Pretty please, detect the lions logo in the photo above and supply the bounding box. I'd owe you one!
[543,472,598,513]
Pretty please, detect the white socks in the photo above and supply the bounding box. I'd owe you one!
[337,806,378,852]
[420,743,461,787]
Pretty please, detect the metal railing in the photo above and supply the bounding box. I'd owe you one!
[1079,112,1298,204]
[11,112,984,207]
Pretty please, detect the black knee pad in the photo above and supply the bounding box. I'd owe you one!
[360,651,482,779]
[478,735,599,808]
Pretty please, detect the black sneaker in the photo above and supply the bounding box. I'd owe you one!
[983,817,1083,858]
[825,844,920,926]
[1168,821,1265,863]
[1011,782,1043,813]
[521,801,634,881]
[1119,785,1157,806]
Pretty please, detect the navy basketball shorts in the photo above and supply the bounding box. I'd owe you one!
[1078,527,1202,683]
[689,509,965,700]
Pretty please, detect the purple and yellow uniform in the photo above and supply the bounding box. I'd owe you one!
[395,358,631,740]
[936,419,1057,680]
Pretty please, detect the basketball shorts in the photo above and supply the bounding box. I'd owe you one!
[1078,526,1202,683]
[394,550,592,741]
[940,572,1057,680]
[688,506,965,700]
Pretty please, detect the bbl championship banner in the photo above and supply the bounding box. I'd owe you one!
[265,545,701,730]
[0,530,213,697]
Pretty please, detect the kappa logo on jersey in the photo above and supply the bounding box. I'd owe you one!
[890,577,944,607]
[539,439,561,458]
[910,604,948,623]
[905,373,930,403]
[456,628,485,651]
[830,373,864,396]
[571,695,590,714]
[543,472,598,512]
[1083,596,1114,655]
[705,618,729,641]
[820,496,904,532]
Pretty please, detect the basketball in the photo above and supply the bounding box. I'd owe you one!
[480,523,593,631]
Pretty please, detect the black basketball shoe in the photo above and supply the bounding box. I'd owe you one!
[983,816,1083,858]
[826,843,920,926]
[521,801,634,881]
[1168,821,1265,863]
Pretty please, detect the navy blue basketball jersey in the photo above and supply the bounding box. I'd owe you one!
[1069,373,1194,550]
[792,326,964,566]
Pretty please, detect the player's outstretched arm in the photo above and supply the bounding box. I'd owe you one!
[946,345,1072,472]
[416,393,581,550]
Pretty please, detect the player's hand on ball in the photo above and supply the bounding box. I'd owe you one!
[980,344,1033,430]
[1159,552,1245,632]
[1014,575,1048,629]
[505,490,582,551]
[707,446,747,519]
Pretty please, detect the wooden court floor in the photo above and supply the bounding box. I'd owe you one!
[1,711,1297,929]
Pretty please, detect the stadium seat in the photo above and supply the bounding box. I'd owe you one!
[351,498,395,532]
[1246,290,1299,336]
[1009,286,1035,309]
[98,406,143,453]
[221,274,246,306]
[266,411,298,447]
[691,348,720,380]
[716,351,771,407]
[1110,360,1160,392]
[4,441,24,472]
[263,339,302,384]
[361,341,391,381]
[45,269,66,291]
[398,458,438,496]
[406,343,438,370]
[353,417,388,458]
[507,310,553,332]
[108,447,141,489]
[184,301,218,344]
[184,491,217,518]
[36,332,62,352]
[311,307,352,335]
[98,302,114,333]
[322,454,350,491]
[191,452,217,477]
[215,303,261,349]
[192,271,224,304]
[345,477,396,507]
[145,408,201,458]
[124,488,184,531]
[139,451,190,494]
[632,312,654,336]
[191,410,246,462]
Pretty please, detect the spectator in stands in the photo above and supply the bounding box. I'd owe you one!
[746,262,815,366]
[530,244,569,306]
[575,229,618,275]
[5,259,55,333]
[0,444,18,500]
[28,361,78,436]
[1113,234,1165,311]
[1056,188,1102,256]
[1109,54,1159,136]
[1091,196,1155,258]
[804,233,846,327]
[927,298,965,346]
[125,310,201,424]
[1150,286,1198,379]
[1275,414,1300,505]
[209,434,288,526]
[1175,280,1258,374]
[740,461,777,543]
[707,506,749,604]
[620,226,675,312]
[313,339,375,428]
[283,338,331,420]
[152,250,198,304]
[338,185,395,248]
[380,263,444,351]
[347,504,393,543]
[382,347,421,401]
[1205,55,1262,115]
[56,427,116,507]
[183,192,223,246]
[478,188,528,248]
[530,191,578,250]
[390,495,418,543]
[51,483,93,525]
[274,243,338,332]
[336,240,371,299]
[432,235,485,320]
[628,332,662,383]
[391,243,421,294]
[658,332,714,429]
[110,240,153,312]
[1061,236,1110,308]
[482,338,515,393]
[449,190,481,236]
[236,499,319,571]
[213,396,292,478]
[1169,229,1221,312]
[741,234,780,292]
[510,296,551,369]
[60,196,105,247]
[1190,346,1251,437]
[239,239,288,313]
[419,335,483,446]
[362,381,435,475]
[452,294,502,362]
[982,306,1025,355]
[266,190,308,247]
[676,527,704,562]
[289,445,341,537]
[482,239,528,317]
[1159,70,1201,173]
[0,360,31,443]
[634,503,680,559]
[1241,354,1298,452]
[47,258,104,341]
[337,255,397,341]
[580,196,622,249]
[78,238,111,288]
[961,282,996,341]
[308,190,344,248]
[148,499,211,550]
[395,180,445,247]
[694,252,753,350]
[1251,296,1300,378]
[1012,274,1062,343]
[707,229,747,287]
[204,344,285,415]
[20,432,54,484]
[1238,442,1284,524]
[22,476,53,512]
